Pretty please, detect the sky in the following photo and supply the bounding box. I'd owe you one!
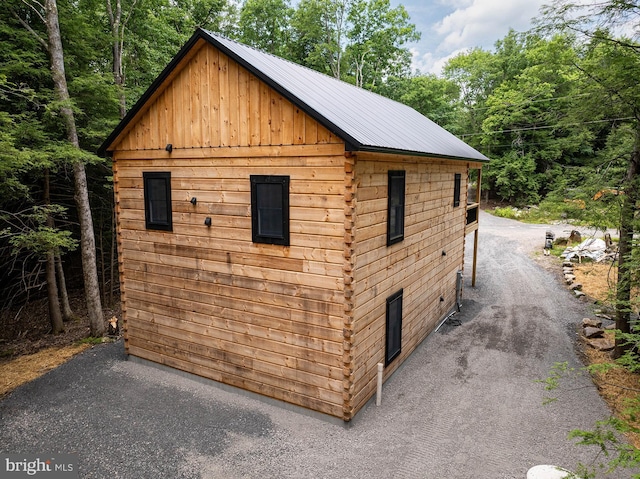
[393,0,548,74]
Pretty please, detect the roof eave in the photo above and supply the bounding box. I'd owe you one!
[352,145,490,163]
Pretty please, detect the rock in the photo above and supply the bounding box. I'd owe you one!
[568,230,582,244]
[564,275,576,284]
[574,290,586,298]
[527,464,574,479]
[582,318,603,328]
[605,323,617,330]
[586,337,615,351]
[562,261,573,267]
[570,282,583,291]
[596,313,613,321]
[584,326,604,338]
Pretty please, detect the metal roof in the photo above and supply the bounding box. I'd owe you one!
[100,29,489,162]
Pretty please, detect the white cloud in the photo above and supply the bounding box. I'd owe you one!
[411,47,473,76]
[434,0,546,53]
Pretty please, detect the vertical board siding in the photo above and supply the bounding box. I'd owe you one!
[350,156,469,415]
[112,44,339,152]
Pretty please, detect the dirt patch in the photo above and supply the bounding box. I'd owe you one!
[573,262,618,306]
[0,291,121,397]
[0,344,91,397]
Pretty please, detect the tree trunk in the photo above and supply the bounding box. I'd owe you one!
[109,207,116,306]
[44,168,64,333]
[55,254,74,321]
[613,125,640,358]
[106,0,135,119]
[46,251,64,334]
[45,0,104,336]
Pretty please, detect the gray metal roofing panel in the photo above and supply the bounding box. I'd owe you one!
[204,30,488,162]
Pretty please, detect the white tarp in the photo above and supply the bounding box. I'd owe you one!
[562,238,608,262]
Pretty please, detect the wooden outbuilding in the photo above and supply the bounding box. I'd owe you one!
[100,29,489,421]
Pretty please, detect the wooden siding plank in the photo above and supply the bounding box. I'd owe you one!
[200,45,211,148]
[125,288,342,358]
[218,51,230,146]
[207,47,220,147]
[124,261,343,319]
[127,344,344,417]
[113,143,345,159]
[248,72,261,145]
[238,65,250,146]
[189,53,202,147]
[259,80,271,145]
[228,57,239,146]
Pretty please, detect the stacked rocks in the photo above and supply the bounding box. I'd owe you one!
[582,317,615,351]
[563,261,585,298]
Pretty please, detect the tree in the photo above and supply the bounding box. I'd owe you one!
[345,0,418,89]
[443,48,499,152]
[7,0,107,336]
[376,74,459,130]
[238,0,293,56]
[290,0,349,78]
[540,0,640,358]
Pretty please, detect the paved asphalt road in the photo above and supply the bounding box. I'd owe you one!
[0,212,629,478]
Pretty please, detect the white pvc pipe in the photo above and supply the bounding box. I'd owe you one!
[376,363,383,406]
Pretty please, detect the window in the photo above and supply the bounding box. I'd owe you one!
[143,172,172,231]
[385,289,403,366]
[251,175,290,245]
[387,171,405,246]
[453,173,461,207]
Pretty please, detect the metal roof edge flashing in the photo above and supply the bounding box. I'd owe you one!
[355,145,490,162]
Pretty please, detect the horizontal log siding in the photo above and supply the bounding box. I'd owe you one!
[111,42,339,152]
[114,147,347,417]
[350,156,469,415]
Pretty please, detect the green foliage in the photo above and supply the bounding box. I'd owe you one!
[1,206,78,257]
[288,0,418,85]
[541,356,640,478]
[376,74,459,130]
[238,0,292,56]
[484,151,540,205]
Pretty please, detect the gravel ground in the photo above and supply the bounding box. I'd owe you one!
[0,211,630,478]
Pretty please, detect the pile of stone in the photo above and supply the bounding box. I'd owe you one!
[582,317,615,351]
[562,261,586,298]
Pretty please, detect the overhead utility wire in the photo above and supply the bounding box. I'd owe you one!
[459,116,635,138]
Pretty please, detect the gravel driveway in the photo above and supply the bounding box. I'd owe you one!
[0,211,628,478]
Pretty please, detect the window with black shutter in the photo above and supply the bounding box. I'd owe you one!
[453,173,461,207]
[251,175,290,246]
[387,171,405,246]
[143,172,172,231]
[385,289,403,366]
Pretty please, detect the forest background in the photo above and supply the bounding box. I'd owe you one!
[0,0,638,345]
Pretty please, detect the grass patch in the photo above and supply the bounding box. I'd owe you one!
[489,197,619,229]
[76,336,108,345]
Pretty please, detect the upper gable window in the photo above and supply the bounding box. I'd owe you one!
[251,175,290,246]
[387,171,405,246]
[453,173,462,207]
[143,172,172,231]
